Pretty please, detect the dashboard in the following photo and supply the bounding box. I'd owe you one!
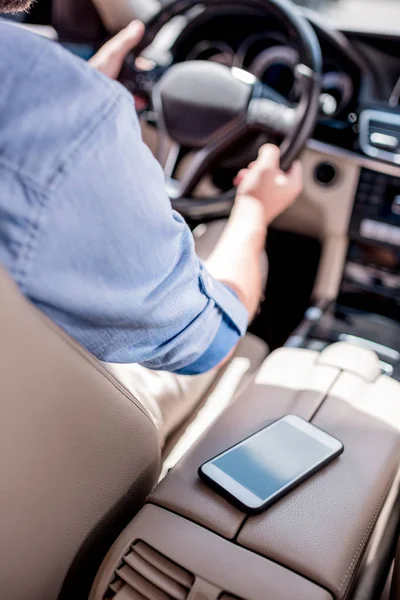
[170,8,362,152]
[157,5,400,327]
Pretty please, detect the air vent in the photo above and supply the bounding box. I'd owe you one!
[359,110,400,164]
[219,595,245,600]
[106,541,194,600]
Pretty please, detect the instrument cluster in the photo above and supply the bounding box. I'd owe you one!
[184,31,354,120]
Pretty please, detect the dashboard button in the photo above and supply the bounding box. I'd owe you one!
[360,219,378,239]
[362,171,374,182]
[369,195,382,205]
[370,132,399,151]
[392,195,400,216]
[376,174,387,183]
[372,186,384,196]
[359,182,371,193]
[357,193,368,204]
[361,219,400,246]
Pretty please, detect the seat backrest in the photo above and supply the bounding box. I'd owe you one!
[0,267,160,600]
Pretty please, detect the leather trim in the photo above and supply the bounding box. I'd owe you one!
[150,348,340,537]
[391,536,400,600]
[352,468,400,600]
[318,341,381,382]
[149,343,400,598]
[339,478,393,597]
[238,367,400,598]
[0,267,160,600]
[89,504,333,600]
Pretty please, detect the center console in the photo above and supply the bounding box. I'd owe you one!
[90,342,400,600]
[346,167,400,313]
[290,166,400,380]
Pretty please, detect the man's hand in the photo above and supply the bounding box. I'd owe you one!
[234,144,303,226]
[89,20,145,80]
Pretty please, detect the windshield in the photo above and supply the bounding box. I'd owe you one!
[293,0,400,33]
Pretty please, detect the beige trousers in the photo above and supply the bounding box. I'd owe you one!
[105,220,268,443]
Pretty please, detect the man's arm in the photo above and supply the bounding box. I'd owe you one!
[88,21,303,327]
[19,25,301,376]
[206,145,303,322]
[21,86,248,374]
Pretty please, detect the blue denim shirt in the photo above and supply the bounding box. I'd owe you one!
[0,20,248,374]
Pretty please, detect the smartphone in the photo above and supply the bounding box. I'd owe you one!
[199,415,343,514]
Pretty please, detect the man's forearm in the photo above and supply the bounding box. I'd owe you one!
[205,195,268,323]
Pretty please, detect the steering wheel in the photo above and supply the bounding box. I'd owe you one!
[120,0,322,219]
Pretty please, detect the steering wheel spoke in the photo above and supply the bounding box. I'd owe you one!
[177,118,249,199]
[163,142,182,179]
[248,97,296,137]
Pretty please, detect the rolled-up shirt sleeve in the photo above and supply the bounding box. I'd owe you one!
[22,89,248,374]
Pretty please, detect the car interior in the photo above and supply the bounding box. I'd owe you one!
[1,1,400,599]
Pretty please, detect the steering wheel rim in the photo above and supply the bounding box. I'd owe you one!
[122,0,322,218]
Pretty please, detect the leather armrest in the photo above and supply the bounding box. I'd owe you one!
[238,371,400,598]
[151,346,342,536]
[92,343,400,600]
[150,343,400,598]
[90,504,333,600]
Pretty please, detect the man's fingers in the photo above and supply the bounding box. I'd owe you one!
[255,144,280,170]
[287,160,303,182]
[89,20,145,80]
[233,169,248,186]
[110,20,145,56]
[235,146,285,187]
[135,56,154,71]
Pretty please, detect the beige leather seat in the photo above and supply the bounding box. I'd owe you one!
[0,265,268,600]
[0,267,161,600]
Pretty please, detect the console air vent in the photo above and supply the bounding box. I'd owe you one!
[359,110,400,164]
[106,541,194,600]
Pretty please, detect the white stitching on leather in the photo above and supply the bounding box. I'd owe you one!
[338,477,393,598]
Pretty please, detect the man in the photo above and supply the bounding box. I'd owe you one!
[0,3,302,440]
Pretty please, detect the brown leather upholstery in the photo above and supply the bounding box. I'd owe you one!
[238,373,400,599]
[391,540,400,600]
[90,504,334,600]
[151,347,341,536]
[0,268,161,600]
[147,344,400,599]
